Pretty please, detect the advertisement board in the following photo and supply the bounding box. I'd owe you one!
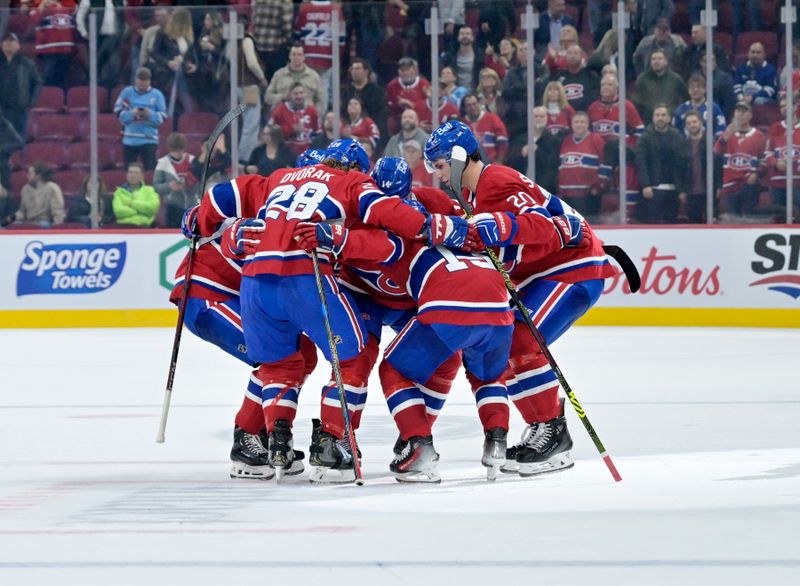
[0,227,797,328]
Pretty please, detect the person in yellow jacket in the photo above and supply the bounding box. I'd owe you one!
[112,162,160,226]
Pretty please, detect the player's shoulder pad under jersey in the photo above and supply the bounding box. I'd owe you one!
[480,164,549,207]
[413,186,461,215]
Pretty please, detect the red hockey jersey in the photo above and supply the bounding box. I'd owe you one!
[466,164,614,290]
[587,98,644,147]
[464,111,509,163]
[197,169,427,279]
[387,75,431,118]
[765,121,800,188]
[31,5,76,55]
[714,127,767,195]
[342,116,380,148]
[170,240,243,304]
[268,101,320,156]
[557,132,611,198]
[294,0,345,71]
[413,97,459,130]
[545,105,574,138]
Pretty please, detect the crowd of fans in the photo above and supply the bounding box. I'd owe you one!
[0,0,798,229]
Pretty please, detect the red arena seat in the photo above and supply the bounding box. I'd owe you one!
[31,86,65,113]
[176,112,219,139]
[30,114,84,142]
[66,86,110,113]
[21,142,69,170]
[735,31,778,63]
[57,169,89,197]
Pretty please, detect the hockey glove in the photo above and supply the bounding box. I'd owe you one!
[470,212,518,247]
[180,204,200,239]
[222,217,265,258]
[293,221,348,256]
[423,213,480,251]
[552,213,585,248]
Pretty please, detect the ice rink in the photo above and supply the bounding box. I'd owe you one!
[0,325,798,586]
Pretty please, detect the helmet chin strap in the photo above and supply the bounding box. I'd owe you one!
[449,145,468,206]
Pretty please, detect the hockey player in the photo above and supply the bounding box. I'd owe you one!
[424,121,616,477]
[195,139,477,482]
[173,204,315,480]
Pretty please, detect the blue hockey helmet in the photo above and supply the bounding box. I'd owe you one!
[423,120,480,172]
[295,147,326,168]
[370,157,412,199]
[325,138,370,173]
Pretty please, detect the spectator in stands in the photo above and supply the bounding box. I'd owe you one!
[154,132,197,228]
[193,12,228,114]
[632,18,687,78]
[730,0,762,40]
[0,107,23,191]
[476,67,503,115]
[386,57,431,135]
[534,0,577,56]
[734,43,778,107]
[634,103,688,223]
[294,0,344,110]
[554,45,600,114]
[244,124,294,176]
[0,32,42,140]
[252,0,293,80]
[66,175,113,228]
[403,140,432,188]
[235,14,268,165]
[588,74,645,145]
[558,111,610,221]
[14,163,65,226]
[139,5,170,69]
[439,66,468,108]
[461,92,509,164]
[764,96,800,223]
[634,49,687,124]
[543,25,582,73]
[779,45,800,95]
[342,96,380,150]
[76,0,123,88]
[191,133,230,189]
[687,24,732,76]
[111,162,159,227]
[265,43,325,116]
[508,106,560,194]
[441,25,481,91]
[29,0,77,88]
[413,84,459,134]
[114,67,167,172]
[700,50,737,120]
[342,58,388,143]
[477,1,515,54]
[636,0,674,37]
[310,111,336,151]
[588,0,614,46]
[146,8,198,118]
[672,73,727,139]
[682,110,722,224]
[542,80,575,140]
[0,183,11,226]
[268,82,320,156]
[502,41,548,139]
[484,37,518,80]
[383,108,430,158]
[588,27,635,78]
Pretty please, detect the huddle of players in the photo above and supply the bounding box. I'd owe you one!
[171,120,615,484]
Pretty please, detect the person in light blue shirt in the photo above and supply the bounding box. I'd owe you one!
[113,67,167,171]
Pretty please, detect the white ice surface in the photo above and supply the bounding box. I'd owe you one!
[0,326,798,586]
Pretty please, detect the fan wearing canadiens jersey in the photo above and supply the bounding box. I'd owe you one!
[295,156,513,483]
[172,202,317,482]
[425,121,616,477]
[194,139,475,483]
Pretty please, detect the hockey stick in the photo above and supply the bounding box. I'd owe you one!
[310,250,365,485]
[156,103,250,443]
[448,146,622,482]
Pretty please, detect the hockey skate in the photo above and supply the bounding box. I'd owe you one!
[393,434,408,456]
[481,427,507,481]
[513,415,574,477]
[230,426,275,480]
[267,419,305,483]
[390,435,441,483]
[308,419,358,484]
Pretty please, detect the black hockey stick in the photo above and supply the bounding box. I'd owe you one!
[448,146,621,482]
[602,244,641,293]
[157,103,250,443]
[310,251,365,485]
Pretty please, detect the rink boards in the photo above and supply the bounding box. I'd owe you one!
[0,226,798,328]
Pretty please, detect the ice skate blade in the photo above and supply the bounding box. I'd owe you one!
[229,461,275,481]
[486,465,500,482]
[309,466,356,484]
[517,452,575,478]
[272,458,304,476]
[274,466,285,484]
[500,461,519,474]
[393,469,442,484]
